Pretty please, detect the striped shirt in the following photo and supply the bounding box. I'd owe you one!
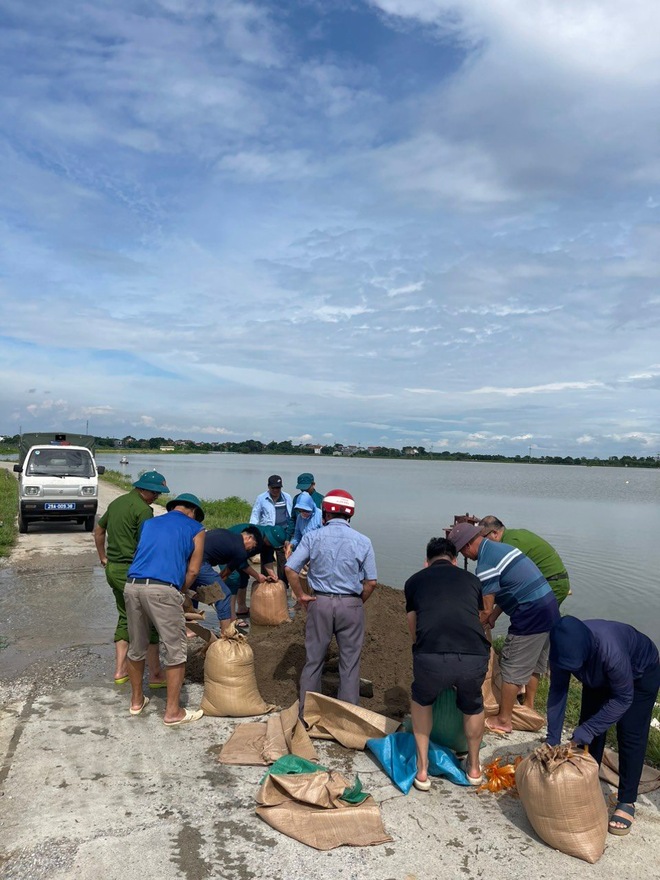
[476,539,560,635]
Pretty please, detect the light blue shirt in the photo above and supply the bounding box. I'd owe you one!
[287,518,377,596]
[249,490,293,531]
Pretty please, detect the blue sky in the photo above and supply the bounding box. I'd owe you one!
[1,0,660,456]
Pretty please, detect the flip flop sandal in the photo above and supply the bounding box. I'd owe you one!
[461,757,483,786]
[608,803,635,836]
[148,681,167,689]
[413,777,432,791]
[163,708,204,727]
[129,696,150,716]
[234,619,250,633]
[114,676,129,685]
[484,717,511,736]
[236,610,250,618]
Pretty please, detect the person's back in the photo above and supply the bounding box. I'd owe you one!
[129,509,203,589]
[301,518,373,595]
[476,538,559,634]
[405,561,490,657]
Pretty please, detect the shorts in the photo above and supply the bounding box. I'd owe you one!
[125,581,187,666]
[499,632,550,685]
[411,652,489,715]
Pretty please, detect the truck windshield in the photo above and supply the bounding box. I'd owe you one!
[26,449,96,478]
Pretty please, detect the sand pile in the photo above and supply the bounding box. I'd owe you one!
[186,584,412,717]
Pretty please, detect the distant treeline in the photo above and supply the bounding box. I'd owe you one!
[2,434,657,468]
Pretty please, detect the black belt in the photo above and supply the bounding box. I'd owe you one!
[546,572,568,582]
[129,577,177,588]
[313,591,357,599]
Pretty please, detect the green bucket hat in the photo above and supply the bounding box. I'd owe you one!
[260,525,286,549]
[166,492,205,522]
[133,471,170,494]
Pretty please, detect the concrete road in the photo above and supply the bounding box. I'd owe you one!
[0,463,658,879]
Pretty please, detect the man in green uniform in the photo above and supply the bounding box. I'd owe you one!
[478,515,571,606]
[94,471,170,685]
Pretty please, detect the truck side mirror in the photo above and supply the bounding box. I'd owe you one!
[97,466,106,474]
[13,464,21,473]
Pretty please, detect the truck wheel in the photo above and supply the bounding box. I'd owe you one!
[84,515,95,532]
[18,513,28,534]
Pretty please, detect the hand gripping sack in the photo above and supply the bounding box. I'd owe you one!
[515,744,608,863]
[250,579,290,626]
[200,624,276,717]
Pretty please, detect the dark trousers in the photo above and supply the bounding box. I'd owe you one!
[260,545,288,584]
[580,662,660,803]
[299,595,364,713]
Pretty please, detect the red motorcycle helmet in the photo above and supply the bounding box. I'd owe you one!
[322,489,356,517]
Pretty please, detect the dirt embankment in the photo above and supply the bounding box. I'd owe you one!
[188,584,413,717]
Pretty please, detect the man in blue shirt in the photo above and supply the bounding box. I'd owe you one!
[286,489,377,714]
[125,493,206,727]
[250,475,293,583]
[448,521,560,734]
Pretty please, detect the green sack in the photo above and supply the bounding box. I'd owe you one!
[431,689,468,753]
[341,775,369,805]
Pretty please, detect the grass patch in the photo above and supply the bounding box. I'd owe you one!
[197,496,252,529]
[492,638,660,767]
[0,469,18,557]
[100,473,251,531]
[100,469,134,492]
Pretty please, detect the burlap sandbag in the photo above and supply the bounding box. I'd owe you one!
[303,692,400,750]
[249,579,290,626]
[299,567,312,596]
[256,770,392,849]
[200,624,276,717]
[219,702,318,765]
[516,744,608,863]
[482,648,545,732]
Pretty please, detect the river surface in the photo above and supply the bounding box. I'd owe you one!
[96,453,660,642]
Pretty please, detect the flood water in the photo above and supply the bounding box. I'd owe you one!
[96,453,660,643]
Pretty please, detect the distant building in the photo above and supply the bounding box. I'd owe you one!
[159,445,175,452]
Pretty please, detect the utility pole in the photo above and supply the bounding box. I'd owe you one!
[528,445,532,463]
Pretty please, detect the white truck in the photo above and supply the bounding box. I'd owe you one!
[13,433,106,533]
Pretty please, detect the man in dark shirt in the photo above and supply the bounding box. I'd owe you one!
[404,537,490,790]
[192,526,267,632]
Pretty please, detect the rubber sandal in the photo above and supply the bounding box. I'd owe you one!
[129,696,150,716]
[114,676,129,685]
[413,777,432,791]
[236,610,250,618]
[608,802,635,836]
[234,619,249,633]
[163,708,204,727]
[148,681,167,689]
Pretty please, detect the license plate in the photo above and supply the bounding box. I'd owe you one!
[45,503,76,511]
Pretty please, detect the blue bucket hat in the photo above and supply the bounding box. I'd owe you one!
[133,471,170,494]
[294,493,316,513]
[166,492,205,522]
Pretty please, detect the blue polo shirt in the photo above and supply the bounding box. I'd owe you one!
[287,518,377,596]
[476,539,560,635]
[128,510,204,590]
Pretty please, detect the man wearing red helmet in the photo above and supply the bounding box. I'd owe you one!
[286,489,377,714]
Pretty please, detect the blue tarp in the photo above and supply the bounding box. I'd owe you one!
[366,731,469,794]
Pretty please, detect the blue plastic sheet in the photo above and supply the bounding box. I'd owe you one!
[366,731,469,794]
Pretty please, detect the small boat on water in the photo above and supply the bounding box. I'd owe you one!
[119,456,129,465]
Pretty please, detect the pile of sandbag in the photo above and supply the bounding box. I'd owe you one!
[249,579,290,626]
[201,623,277,717]
[516,743,608,863]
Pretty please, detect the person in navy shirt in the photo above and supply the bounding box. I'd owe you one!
[547,616,660,836]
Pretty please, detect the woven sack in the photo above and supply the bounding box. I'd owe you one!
[200,624,276,717]
[431,689,468,753]
[515,744,608,863]
[250,579,290,626]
